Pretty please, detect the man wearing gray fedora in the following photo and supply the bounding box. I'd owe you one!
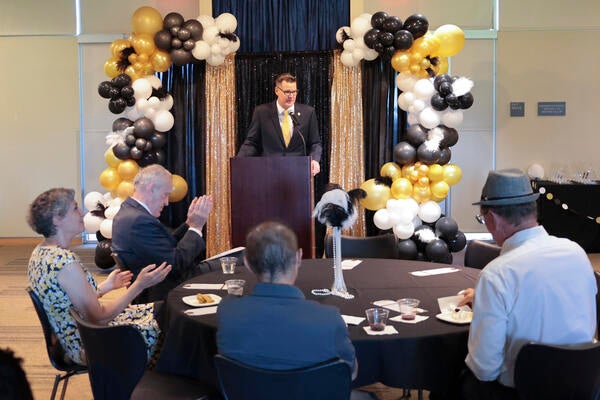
[458,168,597,399]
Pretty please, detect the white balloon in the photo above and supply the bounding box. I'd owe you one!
[132,78,152,100]
[373,209,393,230]
[211,43,223,55]
[397,92,415,111]
[197,15,215,28]
[340,50,358,67]
[352,48,365,62]
[84,191,104,212]
[145,108,157,119]
[191,40,211,60]
[343,39,356,51]
[104,205,120,220]
[419,107,441,129]
[126,106,143,121]
[84,212,103,233]
[350,16,372,38]
[160,95,173,111]
[404,198,420,215]
[363,48,379,61]
[203,25,220,44]
[136,98,150,112]
[145,75,162,90]
[152,110,174,132]
[108,197,123,208]
[100,219,113,239]
[336,26,350,44]
[102,192,114,202]
[395,208,416,225]
[411,99,426,113]
[147,96,160,109]
[441,110,464,128]
[413,79,435,100]
[218,37,231,49]
[407,113,418,125]
[393,222,415,240]
[229,36,241,52]
[418,201,442,223]
[215,13,237,33]
[207,53,225,66]
[395,73,417,93]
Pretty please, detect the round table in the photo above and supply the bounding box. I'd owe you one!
[155,258,480,392]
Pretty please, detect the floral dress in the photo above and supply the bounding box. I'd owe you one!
[27,245,160,365]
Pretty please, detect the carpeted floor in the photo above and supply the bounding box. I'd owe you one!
[2,239,599,400]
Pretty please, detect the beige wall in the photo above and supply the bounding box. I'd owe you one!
[2,0,599,236]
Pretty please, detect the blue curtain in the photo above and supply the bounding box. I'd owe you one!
[213,0,349,52]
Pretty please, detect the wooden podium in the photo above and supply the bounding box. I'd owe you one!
[230,156,315,258]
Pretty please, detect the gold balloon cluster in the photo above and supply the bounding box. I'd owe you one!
[391,24,464,79]
[104,7,171,81]
[360,161,462,210]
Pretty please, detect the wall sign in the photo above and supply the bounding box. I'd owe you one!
[510,102,525,117]
[537,101,566,116]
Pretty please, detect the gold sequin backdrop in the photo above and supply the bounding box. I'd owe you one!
[329,50,366,237]
[205,54,236,256]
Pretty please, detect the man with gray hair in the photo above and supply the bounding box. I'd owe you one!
[458,169,597,399]
[112,164,213,302]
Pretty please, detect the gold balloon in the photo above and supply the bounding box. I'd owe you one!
[117,160,140,181]
[434,24,466,57]
[417,164,429,177]
[116,180,134,199]
[152,50,172,72]
[391,178,413,199]
[428,164,444,182]
[430,180,450,199]
[412,183,431,203]
[99,167,121,191]
[110,39,132,57]
[402,164,416,178]
[132,33,157,56]
[104,58,120,78]
[391,51,411,72]
[418,176,430,186]
[169,174,189,203]
[124,65,141,81]
[443,164,463,186]
[380,162,402,181]
[104,147,121,168]
[359,179,391,211]
[131,6,163,36]
[436,56,449,75]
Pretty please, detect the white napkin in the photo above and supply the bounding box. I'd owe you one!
[342,315,365,326]
[362,325,398,335]
[184,306,218,316]
[182,283,225,290]
[411,267,459,276]
[390,314,429,324]
[342,259,362,270]
[372,300,427,314]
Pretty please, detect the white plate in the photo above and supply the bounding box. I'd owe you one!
[435,311,472,325]
[182,294,222,307]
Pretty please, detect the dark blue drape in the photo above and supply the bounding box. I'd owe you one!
[213,0,349,52]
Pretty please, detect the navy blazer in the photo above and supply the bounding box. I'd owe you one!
[237,102,322,161]
[111,197,206,302]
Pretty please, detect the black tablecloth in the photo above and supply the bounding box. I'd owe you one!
[156,259,480,392]
[533,180,600,252]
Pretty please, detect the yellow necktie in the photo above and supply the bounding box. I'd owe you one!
[282,110,291,147]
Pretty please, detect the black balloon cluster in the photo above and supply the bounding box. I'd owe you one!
[397,216,466,264]
[88,205,114,269]
[111,117,167,167]
[364,12,429,60]
[393,123,458,166]
[431,74,474,111]
[154,12,204,66]
[98,74,135,114]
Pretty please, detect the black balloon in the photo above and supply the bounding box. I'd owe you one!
[433,74,452,91]
[170,26,181,36]
[164,12,184,29]
[121,86,134,99]
[112,117,133,132]
[440,126,459,148]
[138,151,158,167]
[364,29,381,49]
[154,29,172,50]
[438,148,452,165]
[143,141,153,152]
[393,30,413,51]
[108,87,120,100]
[154,149,166,165]
[431,93,448,111]
[130,147,143,160]
[435,217,459,239]
[406,124,428,146]
[371,11,389,30]
[459,93,474,109]
[439,81,453,97]
[95,230,107,242]
[183,39,196,51]
[417,143,440,165]
[95,240,115,269]
[397,239,418,260]
[111,73,131,88]
[447,231,467,252]
[149,132,166,149]
[403,14,429,39]
[126,96,136,107]
[135,138,147,150]
[382,46,396,60]
[382,16,402,33]
[183,19,204,40]
[113,143,131,160]
[372,42,385,54]
[393,141,417,165]
[98,81,113,98]
[445,93,460,109]
[378,31,394,47]
[133,118,154,139]
[170,48,194,66]
[177,28,191,41]
[125,134,136,146]
[108,98,127,114]
[425,239,450,263]
[171,38,183,49]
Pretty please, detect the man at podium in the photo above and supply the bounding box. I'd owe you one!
[237,73,322,177]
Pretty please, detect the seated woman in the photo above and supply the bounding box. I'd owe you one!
[26,188,171,365]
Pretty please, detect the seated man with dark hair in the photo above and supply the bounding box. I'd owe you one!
[217,221,357,376]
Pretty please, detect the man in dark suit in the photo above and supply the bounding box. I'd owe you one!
[112,164,213,302]
[237,73,323,176]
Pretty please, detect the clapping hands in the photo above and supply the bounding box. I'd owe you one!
[136,262,172,289]
[186,195,213,230]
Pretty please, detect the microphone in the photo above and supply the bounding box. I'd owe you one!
[288,111,306,156]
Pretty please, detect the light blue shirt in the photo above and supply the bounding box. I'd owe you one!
[466,225,597,387]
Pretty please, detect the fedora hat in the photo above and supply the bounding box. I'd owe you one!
[473,168,539,206]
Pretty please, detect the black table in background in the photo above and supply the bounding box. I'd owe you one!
[533,180,600,252]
